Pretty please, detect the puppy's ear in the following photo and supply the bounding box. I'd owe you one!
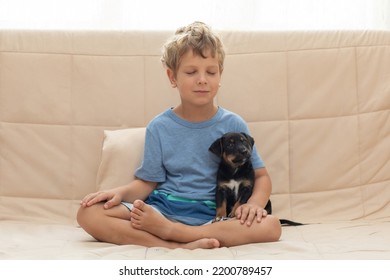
[241,132,255,147]
[209,137,224,157]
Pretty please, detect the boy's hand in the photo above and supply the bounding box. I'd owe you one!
[235,203,268,226]
[80,190,122,209]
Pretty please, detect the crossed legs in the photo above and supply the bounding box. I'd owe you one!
[78,200,281,249]
[77,203,220,249]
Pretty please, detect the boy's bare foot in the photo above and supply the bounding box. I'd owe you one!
[130,200,220,249]
[130,200,176,240]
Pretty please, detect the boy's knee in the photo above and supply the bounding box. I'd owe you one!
[77,204,98,229]
[270,215,282,241]
[76,206,89,228]
[263,215,282,242]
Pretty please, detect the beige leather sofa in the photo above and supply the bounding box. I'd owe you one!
[0,29,389,259]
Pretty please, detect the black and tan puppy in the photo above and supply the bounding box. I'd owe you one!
[209,132,271,222]
[209,132,303,226]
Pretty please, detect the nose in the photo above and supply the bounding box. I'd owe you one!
[240,148,249,156]
[197,74,207,85]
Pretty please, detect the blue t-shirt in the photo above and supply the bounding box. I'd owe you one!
[134,107,265,225]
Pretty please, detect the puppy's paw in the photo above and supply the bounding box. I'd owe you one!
[213,216,229,223]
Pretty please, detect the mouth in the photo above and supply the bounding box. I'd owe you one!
[223,152,251,168]
[231,155,250,165]
[193,90,209,94]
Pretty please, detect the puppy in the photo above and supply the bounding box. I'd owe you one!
[209,132,271,222]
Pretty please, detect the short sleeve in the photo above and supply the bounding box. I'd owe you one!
[134,127,166,182]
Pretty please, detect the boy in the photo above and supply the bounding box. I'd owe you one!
[77,22,281,249]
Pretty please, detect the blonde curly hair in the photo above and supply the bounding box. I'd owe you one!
[161,21,225,77]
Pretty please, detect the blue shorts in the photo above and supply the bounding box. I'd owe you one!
[121,190,216,226]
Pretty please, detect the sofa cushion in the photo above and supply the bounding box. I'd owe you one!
[96,127,146,191]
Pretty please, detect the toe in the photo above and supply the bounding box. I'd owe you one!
[133,199,145,210]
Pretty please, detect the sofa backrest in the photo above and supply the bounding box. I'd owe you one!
[0,30,389,224]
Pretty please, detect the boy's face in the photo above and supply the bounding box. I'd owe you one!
[168,49,222,108]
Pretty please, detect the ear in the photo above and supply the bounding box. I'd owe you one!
[209,137,224,157]
[241,132,255,147]
[166,69,177,88]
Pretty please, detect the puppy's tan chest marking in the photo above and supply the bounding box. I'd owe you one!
[221,179,241,197]
[220,179,252,196]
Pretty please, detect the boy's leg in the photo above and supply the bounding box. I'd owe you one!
[76,203,220,249]
[130,200,282,247]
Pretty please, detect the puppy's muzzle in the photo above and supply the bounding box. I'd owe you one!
[230,147,251,165]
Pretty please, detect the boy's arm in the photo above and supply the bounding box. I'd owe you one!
[248,167,272,209]
[235,167,272,226]
[121,178,157,203]
[80,178,157,209]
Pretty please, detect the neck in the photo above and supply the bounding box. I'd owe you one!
[219,161,240,176]
[173,104,218,122]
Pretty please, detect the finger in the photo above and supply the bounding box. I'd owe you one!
[240,207,250,224]
[87,192,109,207]
[104,195,120,209]
[80,193,98,207]
[246,209,257,226]
[256,209,264,222]
[235,207,242,219]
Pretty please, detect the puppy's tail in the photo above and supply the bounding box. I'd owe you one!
[279,219,304,226]
[266,201,304,226]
